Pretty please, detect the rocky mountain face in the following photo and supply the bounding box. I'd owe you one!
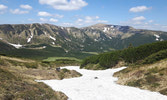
[0,23,167,52]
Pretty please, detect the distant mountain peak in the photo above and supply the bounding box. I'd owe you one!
[90,23,108,27]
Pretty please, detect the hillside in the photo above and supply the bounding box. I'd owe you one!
[0,23,167,59]
[0,55,82,99]
[114,58,167,96]
[81,40,167,95]
[81,41,167,69]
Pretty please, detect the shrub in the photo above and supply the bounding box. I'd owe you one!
[142,49,167,64]
[81,41,167,69]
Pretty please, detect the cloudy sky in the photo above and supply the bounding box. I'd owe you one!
[0,0,167,31]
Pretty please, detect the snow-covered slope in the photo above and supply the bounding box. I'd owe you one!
[37,66,167,100]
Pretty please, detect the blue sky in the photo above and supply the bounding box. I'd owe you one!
[0,0,167,31]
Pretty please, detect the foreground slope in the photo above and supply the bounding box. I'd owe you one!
[81,40,167,95]
[0,55,82,99]
[114,59,167,95]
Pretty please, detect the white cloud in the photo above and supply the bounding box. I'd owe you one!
[0,4,8,10]
[84,16,99,23]
[75,16,108,26]
[132,16,146,21]
[40,18,48,22]
[129,6,152,13]
[120,18,167,32]
[53,14,64,18]
[10,9,29,14]
[38,11,52,17]
[0,4,8,14]
[28,18,34,21]
[148,20,153,23]
[61,23,73,26]
[20,4,32,10]
[39,0,88,10]
[49,18,58,23]
[38,11,64,18]
[97,20,108,23]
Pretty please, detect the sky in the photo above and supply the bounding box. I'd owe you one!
[0,0,167,31]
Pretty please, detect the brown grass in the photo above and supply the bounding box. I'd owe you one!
[114,59,167,95]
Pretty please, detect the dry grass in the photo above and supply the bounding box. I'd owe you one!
[114,59,167,95]
[0,55,82,99]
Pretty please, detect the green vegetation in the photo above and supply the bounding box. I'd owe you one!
[81,41,167,69]
[43,57,81,62]
[0,42,93,60]
[42,57,81,67]
[142,49,167,64]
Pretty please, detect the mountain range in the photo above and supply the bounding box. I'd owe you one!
[0,23,167,58]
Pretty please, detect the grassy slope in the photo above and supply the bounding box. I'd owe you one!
[0,41,93,60]
[0,67,68,100]
[114,59,167,95]
[0,55,82,99]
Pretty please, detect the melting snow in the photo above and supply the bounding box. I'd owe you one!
[37,66,167,100]
[50,36,56,41]
[103,27,108,32]
[52,42,55,45]
[61,27,64,29]
[8,43,22,49]
[94,39,98,42]
[154,34,160,41]
[44,32,47,35]
[109,36,112,39]
[27,32,33,43]
[42,46,46,49]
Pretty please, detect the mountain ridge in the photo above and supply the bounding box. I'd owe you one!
[0,23,167,53]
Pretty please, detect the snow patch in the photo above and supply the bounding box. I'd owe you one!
[0,38,2,40]
[38,66,167,100]
[109,36,112,39]
[44,31,47,35]
[103,27,108,32]
[94,39,98,42]
[50,36,56,41]
[154,34,160,41]
[27,32,33,43]
[42,46,46,49]
[8,43,22,49]
[110,25,114,28]
[61,27,64,29]
[52,42,55,45]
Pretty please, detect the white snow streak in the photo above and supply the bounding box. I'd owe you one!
[42,46,46,49]
[50,36,56,41]
[27,32,33,43]
[37,66,167,100]
[154,34,160,41]
[8,43,22,49]
[52,42,55,45]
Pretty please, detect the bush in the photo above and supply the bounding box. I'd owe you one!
[142,49,167,64]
